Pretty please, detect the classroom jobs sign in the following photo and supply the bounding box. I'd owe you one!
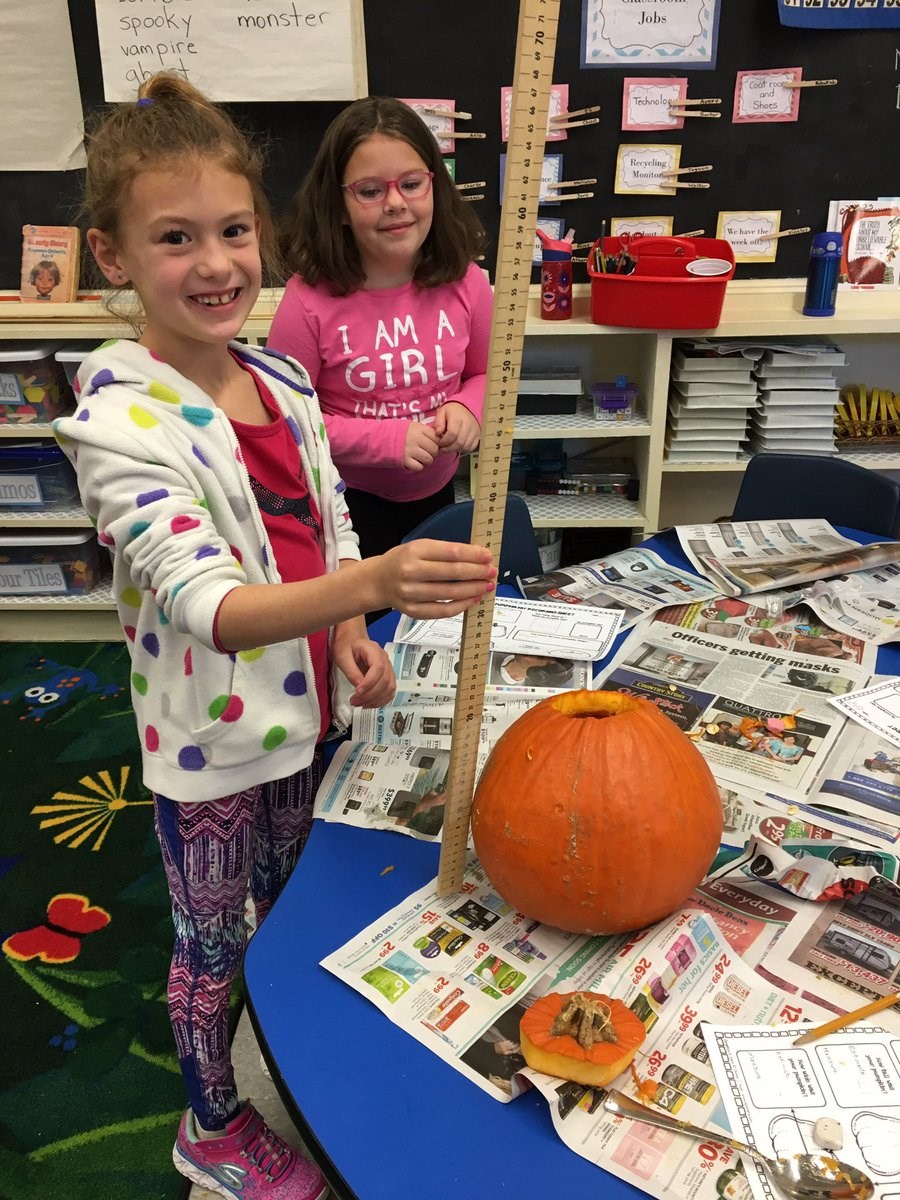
[582,0,720,67]
[95,0,367,102]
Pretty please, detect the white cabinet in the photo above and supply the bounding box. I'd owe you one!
[3,281,900,641]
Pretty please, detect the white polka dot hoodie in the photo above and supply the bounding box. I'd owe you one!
[54,339,360,804]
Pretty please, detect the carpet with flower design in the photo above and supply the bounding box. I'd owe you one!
[0,642,189,1200]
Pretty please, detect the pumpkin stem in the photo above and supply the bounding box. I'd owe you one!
[550,992,617,1049]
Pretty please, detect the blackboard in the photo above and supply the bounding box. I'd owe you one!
[3,0,900,289]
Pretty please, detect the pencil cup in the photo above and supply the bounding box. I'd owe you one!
[536,228,573,320]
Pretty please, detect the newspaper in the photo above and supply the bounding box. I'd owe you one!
[393,596,622,661]
[321,858,836,1200]
[761,873,900,1011]
[677,519,900,598]
[711,833,900,903]
[518,546,723,631]
[595,620,871,799]
[351,691,538,750]
[315,741,473,842]
[804,560,900,645]
[385,640,593,695]
[720,781,900,850]
[652,597,876,670]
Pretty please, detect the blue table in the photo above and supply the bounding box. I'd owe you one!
[244,528,896,1200]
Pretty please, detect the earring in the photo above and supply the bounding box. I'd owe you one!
[117,272,127,283]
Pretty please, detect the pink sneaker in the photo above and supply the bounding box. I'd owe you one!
[172,1103,328,1199]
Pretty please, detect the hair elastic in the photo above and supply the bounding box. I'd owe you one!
[136,97,155,107]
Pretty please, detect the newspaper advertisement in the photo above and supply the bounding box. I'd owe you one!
[808,714,900,830]
[596,621,871,799]
[720,783,900,851]
[652,597,876,671]
[386,640,593,695]
[804,559,900,645]
[351,691,538,751]
[706,1023,900,1200]
[759,873,900,1010]
[517,546,723,631]
[713,834,900,903]
[831,677,900,749]
[393,596,622,661]
[676,519,900,598]
[319,856,584,1101]
[322,858,834,1200]
[315,741,471,841]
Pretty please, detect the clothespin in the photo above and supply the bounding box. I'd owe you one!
[549,104,601,132]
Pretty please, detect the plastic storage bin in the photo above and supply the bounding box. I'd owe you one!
[587,237,735,330]
[0,443,80,508]
[55,342,100,390]
[0,530,103,595]
[0,342,68,424]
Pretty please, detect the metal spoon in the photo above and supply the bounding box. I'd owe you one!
[604,1089,874,1200]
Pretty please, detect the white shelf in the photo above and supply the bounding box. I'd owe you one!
[0,502,93,527]
[513,399,651,439]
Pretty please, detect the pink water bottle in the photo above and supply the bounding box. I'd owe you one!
[536,228,573,320]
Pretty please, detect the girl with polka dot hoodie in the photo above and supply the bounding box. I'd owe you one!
[54,73,494,1200]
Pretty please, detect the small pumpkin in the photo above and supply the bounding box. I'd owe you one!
[471,689,723,934]
[520,991,646,1087]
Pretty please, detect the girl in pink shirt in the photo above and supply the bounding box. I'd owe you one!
[268,97,492,563]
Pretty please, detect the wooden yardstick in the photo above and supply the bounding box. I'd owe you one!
[436,0,561,895]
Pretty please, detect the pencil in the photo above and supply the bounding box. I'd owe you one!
[793,990,900,1046]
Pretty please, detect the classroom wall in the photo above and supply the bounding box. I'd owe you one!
[2,1,899,289]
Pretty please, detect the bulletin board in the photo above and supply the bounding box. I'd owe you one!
[3,0,900,288]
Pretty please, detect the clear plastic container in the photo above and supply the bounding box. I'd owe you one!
[0,342,67,424]
[55,342,101,389]
[0,530,103,595]
[591,378,640,423]
[0,442,79,508]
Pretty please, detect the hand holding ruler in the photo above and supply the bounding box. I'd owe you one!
[437,0,561,895]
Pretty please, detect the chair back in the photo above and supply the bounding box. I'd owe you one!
[732,452,900,538]
[401,495,544,583]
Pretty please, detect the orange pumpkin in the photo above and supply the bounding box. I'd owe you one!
[471,690,723,934]
[520,991,646,1086]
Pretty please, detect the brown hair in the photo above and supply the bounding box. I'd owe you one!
[281,97,487,295]
[82,72,281,288]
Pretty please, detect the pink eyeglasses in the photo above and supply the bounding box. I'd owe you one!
[342,170,434,206]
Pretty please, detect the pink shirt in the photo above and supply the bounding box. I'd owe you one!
[267,262,493,501]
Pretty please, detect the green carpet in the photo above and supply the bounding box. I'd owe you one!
[0,643,189,1200]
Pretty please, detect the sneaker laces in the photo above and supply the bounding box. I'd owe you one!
[242,1118,294,1181]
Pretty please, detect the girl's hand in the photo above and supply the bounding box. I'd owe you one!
[434,403,481,454]
[404,422,440,471]
[334,635,397,708]
[376,539,496,618]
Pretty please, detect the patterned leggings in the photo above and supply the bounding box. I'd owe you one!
[153,752,323,1131]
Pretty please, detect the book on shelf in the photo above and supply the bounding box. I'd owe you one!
[760,341,846,366]
[669,414,749,430]
[665,447,746,461]
[827,199,900,289]
[19,225,81,302]
[752,374,837,391]
[758,388,840,406]
[669,392,758,411]
[671,379,758,398]
[672,343,762,371]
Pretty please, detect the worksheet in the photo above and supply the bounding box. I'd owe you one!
[706,1024,900,1200]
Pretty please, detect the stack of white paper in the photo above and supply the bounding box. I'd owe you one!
[665,341,760,462]
[750,340,844,455]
